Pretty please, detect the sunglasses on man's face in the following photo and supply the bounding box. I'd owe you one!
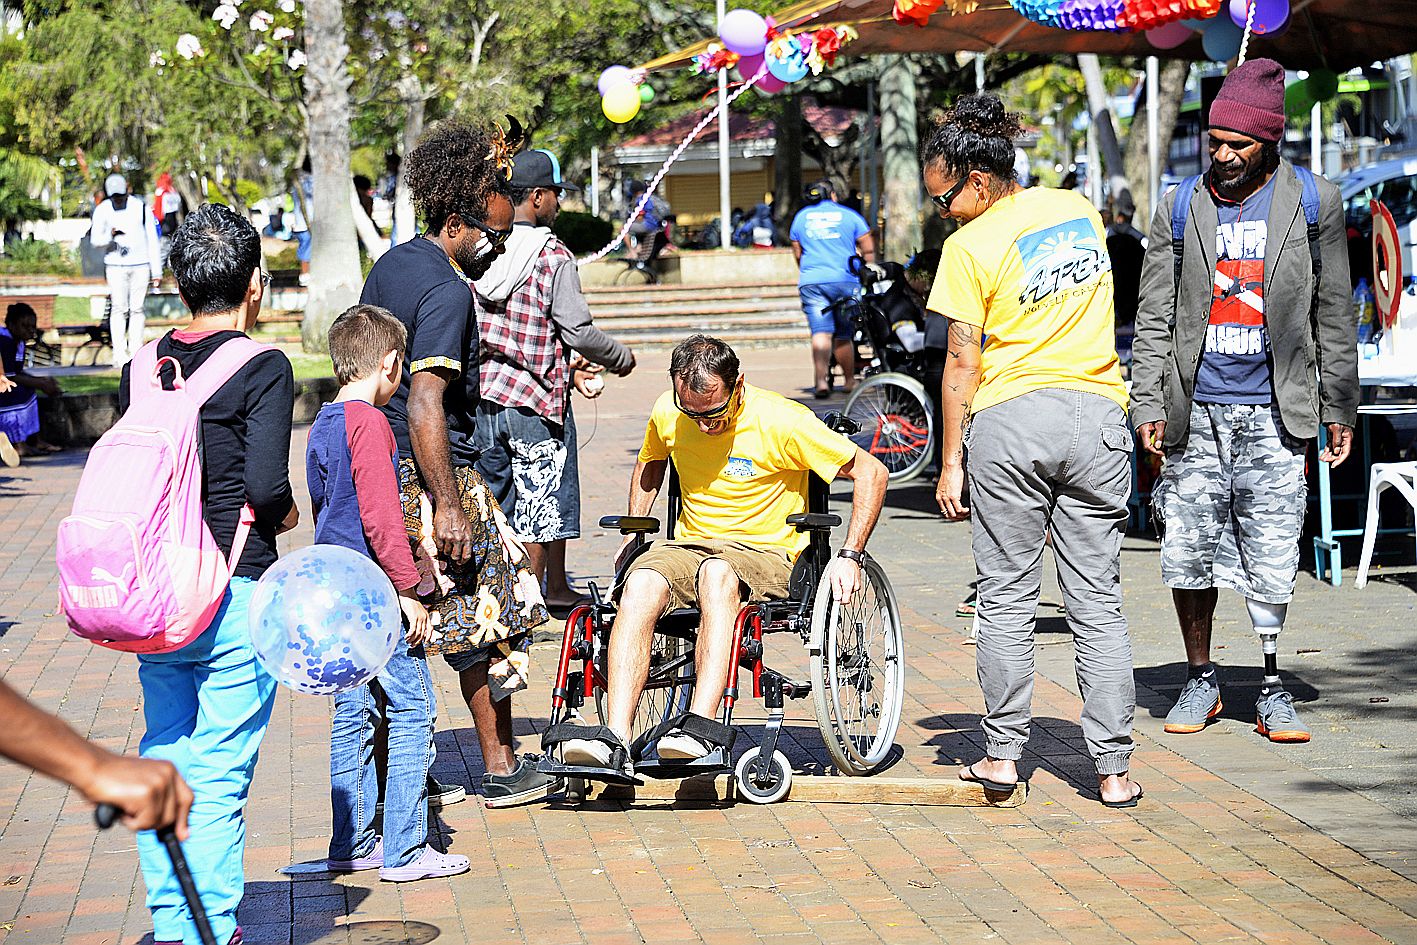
[462,215,512,251]
[673,381,739,421]
[930,173,972,212]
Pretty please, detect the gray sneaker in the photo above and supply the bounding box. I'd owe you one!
[1164,673,1223,734]
[481,755,562,808]
[1255,689,1311,743]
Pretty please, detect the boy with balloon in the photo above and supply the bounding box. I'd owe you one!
[249,304,470,882]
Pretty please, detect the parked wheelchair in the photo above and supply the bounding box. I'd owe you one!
[537,414,906,804]
[831,257,943,483]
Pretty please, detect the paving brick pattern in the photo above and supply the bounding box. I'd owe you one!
[2,345,1416,944]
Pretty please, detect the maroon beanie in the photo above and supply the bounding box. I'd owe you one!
[1208,58,1286,143]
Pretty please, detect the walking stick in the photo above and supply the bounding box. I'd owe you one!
[95,803,219,945]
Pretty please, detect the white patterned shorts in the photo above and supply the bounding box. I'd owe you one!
[474,401,580,543]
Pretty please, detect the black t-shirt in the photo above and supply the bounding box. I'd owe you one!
[119,330,296,579]
[360,237,479,465]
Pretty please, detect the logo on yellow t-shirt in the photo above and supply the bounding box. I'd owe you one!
[1017,218,1111,308]
[724,456,756,478]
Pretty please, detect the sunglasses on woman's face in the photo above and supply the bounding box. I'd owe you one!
[930,173,972,212]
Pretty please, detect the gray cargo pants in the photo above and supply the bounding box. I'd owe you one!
[966,388,1136,776]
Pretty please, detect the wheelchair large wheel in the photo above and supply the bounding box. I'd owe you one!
[593,633,693,745]
[842,373,934,483]
[809,555,905,776]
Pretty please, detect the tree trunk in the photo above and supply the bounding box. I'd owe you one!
[1077,53,1130,212]
[301,0,362,354]
[1123,60,1189,226]
[393,80,425,247]
[879,55,921,263]
[773,93,803,244]
[351,191,385,261]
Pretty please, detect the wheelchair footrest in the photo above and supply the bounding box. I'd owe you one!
[535,757,644,787]
[634,748,730,781]
[782,678,812,699]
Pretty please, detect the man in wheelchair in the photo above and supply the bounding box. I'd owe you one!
[554,334,888,778]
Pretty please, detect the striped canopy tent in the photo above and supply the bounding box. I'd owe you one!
[637,0,1417,73]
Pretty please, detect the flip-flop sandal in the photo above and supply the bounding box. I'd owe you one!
[1099,782,1144,809]
[955,600,977,617]
[958,763,1018,793]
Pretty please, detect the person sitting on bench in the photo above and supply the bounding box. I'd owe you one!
[559,334,888,776]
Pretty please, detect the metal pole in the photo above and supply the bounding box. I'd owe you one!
[975,53,985,93]
[590,146,600,217]
[1146,55,1160,218]
[716,0,733,251]
[1310,101,1322,173]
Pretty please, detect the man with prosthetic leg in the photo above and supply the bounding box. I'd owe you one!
[1131,60,1357,743]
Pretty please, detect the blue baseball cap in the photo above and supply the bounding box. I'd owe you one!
[509,149,580,192]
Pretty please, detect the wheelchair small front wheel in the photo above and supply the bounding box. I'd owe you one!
[734,746,792,804]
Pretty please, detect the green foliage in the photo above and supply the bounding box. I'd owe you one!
[204,178,265,208]
[553,210,613,254]
[0,238,78,275]
[267,245,300,271]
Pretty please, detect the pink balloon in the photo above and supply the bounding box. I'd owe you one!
[756,72,787,94]
[737,52,766,80]
[1146,20,1193,48]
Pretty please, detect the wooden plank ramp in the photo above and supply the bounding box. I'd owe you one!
[588,775,1027,807]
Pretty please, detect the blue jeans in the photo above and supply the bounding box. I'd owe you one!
[329,625,435,869]
[137,577,277,945]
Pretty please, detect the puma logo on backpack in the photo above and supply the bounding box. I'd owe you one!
[56,336,272,653]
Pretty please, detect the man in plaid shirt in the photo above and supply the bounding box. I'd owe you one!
[474,149,636,611]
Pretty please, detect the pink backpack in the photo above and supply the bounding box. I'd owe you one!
[57,336,273,653]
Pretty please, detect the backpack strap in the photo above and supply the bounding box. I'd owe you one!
[1293,164,1324,297]
[1170,174,1203,292]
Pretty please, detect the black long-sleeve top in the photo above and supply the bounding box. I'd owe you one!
[119,329,296,579]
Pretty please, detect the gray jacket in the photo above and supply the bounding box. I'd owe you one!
[1130,160,1357,447]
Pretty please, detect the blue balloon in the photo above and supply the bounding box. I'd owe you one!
[1201,14,1244,61]
[766,47,809,84]
[248,544,400,695]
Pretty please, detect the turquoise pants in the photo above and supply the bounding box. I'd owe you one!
[137,577,277,944]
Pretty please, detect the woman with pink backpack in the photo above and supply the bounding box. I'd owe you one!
[61,203,297,945]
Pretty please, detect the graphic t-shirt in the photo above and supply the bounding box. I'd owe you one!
[637,384,857,557]
[361,236,481,464]
[1194,174,1276,404]
[790,201,870,286]
[924,187,1127,414]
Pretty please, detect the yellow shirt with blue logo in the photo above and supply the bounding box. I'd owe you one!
[925,187,1127,414]
[637,383,857,557]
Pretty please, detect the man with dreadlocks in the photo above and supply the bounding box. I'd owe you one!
[922,93,1141,808]
[359,119,560,829]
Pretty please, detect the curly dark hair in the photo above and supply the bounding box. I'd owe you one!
[920,93,1023,190]
[404,119,510,234]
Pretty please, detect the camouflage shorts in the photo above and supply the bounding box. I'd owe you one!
[1152,403,1307,604]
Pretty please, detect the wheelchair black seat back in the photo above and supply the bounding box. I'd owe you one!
[538,412,906,804]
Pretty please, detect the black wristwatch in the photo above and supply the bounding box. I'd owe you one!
[837,548,866,564]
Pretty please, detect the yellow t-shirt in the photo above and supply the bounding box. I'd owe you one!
[637,383,857,557]
[925,187,1127,414]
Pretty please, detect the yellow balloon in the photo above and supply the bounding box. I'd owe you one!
[602,84,641,124]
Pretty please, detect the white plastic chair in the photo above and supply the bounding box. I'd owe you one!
[1355,461,1417,588]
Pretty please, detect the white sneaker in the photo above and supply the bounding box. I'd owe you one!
[656,731,711,760]
[561,738,613,767]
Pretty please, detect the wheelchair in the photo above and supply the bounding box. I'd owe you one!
[831,258,942,483]
[538,414,906,804]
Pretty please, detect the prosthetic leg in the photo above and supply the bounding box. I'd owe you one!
[1246,599,1311,743]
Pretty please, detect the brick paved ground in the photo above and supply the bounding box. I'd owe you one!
[3,343,1417,945]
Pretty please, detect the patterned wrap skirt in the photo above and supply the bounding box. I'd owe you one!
[398,459,549,701]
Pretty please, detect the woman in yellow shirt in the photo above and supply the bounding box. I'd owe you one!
[923,93,1141,809]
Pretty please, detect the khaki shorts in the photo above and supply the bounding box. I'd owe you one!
[619,539,795,616]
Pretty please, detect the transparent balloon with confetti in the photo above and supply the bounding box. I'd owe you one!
[247,544,400,695]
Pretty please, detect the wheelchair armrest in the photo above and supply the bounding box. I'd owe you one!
[600,515,661,534]
[786,512,841,531]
